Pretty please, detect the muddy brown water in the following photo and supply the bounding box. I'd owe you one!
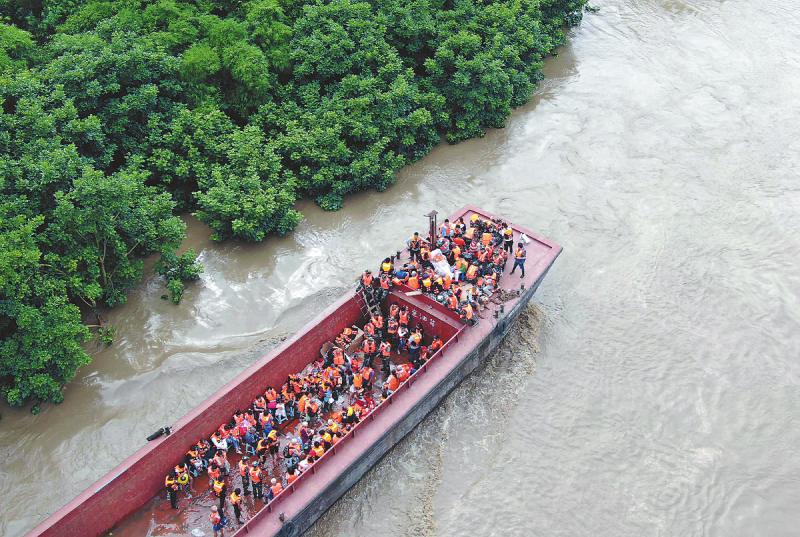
[3,0,800,535]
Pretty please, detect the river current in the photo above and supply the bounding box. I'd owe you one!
[2,0,800,535]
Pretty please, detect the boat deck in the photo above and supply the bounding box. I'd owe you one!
[111,347,423,536]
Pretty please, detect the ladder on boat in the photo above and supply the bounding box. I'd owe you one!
[357,284,382,319]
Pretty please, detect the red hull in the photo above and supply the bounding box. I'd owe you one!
[27,205,562,537]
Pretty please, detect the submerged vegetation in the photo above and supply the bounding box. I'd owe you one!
[0,0,585,407]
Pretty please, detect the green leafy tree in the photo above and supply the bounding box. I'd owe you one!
[193,125,302,241]
[46,165,185,306]
[156,248,203,303]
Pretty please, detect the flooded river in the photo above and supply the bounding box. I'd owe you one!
[3,0,800,535]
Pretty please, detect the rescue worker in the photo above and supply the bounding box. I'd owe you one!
[165,471,179,509]
[408,232,422,262]
[250,461,263,499]
[231,488,243,524]
[502,224,514,253]
[238,456,250,495]
[510,242,527,278]
[213,477,227,510]
[269,477,283,501]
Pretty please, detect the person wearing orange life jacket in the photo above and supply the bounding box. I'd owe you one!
[509,242,527,278]
[387,373,399,392]
[209,505,226,537]
[287,467,299,484]
[466,264,479,283]
[230,488,243,524]
[447,293,458,310]
[502,224,514,253]
[256,437,269,460]
[421,274,432,292]
[266,428,279,457]
[360,270,374,288]
[442,274,452,290]
[352,371,364,391]
[430,335,444,353]
[462,302,476,326]
[268,478,283,501]
[370,313,384,331]
[307,398,320,422]
[396,365,409,383]
[165,471,179,509]
[213,477,227,510]
[398,306,409,327]
[333,348,344,367]
[362,365,375,389]
[249,461,263,499]
[408,232,422,262]
[238,457,251,495]
[364,321,375,338]
[362,336,377,363]
[407,272,420,290]
[380,273,391,290]
[379,340,391,360]
[386,318,398,344]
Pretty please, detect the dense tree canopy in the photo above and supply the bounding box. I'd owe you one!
[0,0,585,407]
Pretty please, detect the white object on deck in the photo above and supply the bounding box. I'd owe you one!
[429,248,453,278]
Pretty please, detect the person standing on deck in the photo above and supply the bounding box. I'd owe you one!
[408,232,422,262]
[249,461,263,499]
[165,471,179,509]
[213,477,227,510]
[209,505,227,537]
[238,456,250,496]
[509,242,527,278]
[502,223,514,253]
[230,488,243,524]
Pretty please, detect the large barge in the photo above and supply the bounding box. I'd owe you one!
[29,205,561,537]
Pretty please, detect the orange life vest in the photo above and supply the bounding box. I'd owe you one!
[353,373,363,389]
[287,472,298,484]
[388,375,399,391]
[271,482,283,496]
[407,276,420,290]
[362,273,373,286]
[448,295,458,310]
[250,467,262,483]
[515,248,526,259]
[466,265,478,280]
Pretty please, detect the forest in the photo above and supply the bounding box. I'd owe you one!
[0,0,585,408]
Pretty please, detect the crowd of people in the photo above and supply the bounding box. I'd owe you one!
[360,214,527,325]
[162,212,526,536]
